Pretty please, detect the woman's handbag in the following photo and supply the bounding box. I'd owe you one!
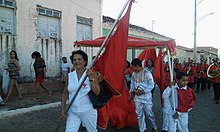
[88,72,120,109]
[2,70,10,94]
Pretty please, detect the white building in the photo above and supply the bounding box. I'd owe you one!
[0,0,102,82]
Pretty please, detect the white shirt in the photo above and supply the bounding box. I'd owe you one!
[62,62,70,72]
[162,83,188,111]
[68,70,95,112]
[130,69,154,103]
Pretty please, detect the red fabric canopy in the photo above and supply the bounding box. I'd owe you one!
[74,36,176,53]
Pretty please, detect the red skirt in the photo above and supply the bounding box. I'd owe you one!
[36,78,44,83]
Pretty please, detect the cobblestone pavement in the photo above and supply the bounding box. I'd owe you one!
[0,84,220,132]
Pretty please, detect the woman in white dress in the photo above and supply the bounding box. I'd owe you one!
[61,50,100,132]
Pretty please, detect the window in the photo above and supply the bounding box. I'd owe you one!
[76,16,93,41]
[0,0,16,8]
[37,6,61,39]
[76,16,93,57]
[0,0,16,34]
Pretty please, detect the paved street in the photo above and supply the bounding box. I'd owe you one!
[0,86,220,132]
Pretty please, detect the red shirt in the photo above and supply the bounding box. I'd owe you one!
[177,87,196,112]
[183,66,196,83]
[209,64,220,83]
[174,63,183,71]
[196,63,208,78]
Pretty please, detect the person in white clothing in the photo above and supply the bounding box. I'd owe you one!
[61,50,101,132]
[61,57,71,83]
[162,71,196,132]
[161,92,170,132]
[129,58,157,132]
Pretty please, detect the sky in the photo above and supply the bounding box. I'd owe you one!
[103,0,220,50]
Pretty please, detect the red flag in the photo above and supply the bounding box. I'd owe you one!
[96,1,133,94]
[153,49,165,107]
[138,48,156,67]
[96,1,133,129]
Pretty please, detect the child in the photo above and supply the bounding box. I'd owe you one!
[162,71,196,132]
[129,58,157,132]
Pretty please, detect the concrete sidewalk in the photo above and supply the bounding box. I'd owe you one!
[0,81,65,119]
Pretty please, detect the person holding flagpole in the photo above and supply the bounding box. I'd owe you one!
[162,71,196,132]
[60,50,101,132]
[129,58,157,132]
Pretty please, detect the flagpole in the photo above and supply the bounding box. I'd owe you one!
[90,0,132,66]
[55,0,132,131]
[167,49,177,118]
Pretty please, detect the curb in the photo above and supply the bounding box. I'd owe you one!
[0,101,61,119]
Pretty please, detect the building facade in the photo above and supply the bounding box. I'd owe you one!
[0,0,102,82]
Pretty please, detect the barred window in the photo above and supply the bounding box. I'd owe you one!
[0,0,16,35]
[37,6,61,39]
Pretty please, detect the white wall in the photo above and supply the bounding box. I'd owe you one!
[0,0,102,81]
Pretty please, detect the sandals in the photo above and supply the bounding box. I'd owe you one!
[48,91,52,97]
[17,97,22,100]
[32,97,41,101]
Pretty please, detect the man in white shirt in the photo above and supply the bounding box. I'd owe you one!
[61,57,71,82]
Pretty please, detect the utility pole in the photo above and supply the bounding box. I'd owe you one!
[193,0,213,63]
[193,0,197,63]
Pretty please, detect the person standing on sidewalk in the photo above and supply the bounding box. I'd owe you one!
[61,50,100,132]
[5,50,22,102]
[31,51,51,101]
[61,57,71,83]
[129,58,157,132]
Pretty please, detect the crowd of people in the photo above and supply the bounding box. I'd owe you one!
[0,49,219,132]
[172,57,220,104]
[0,50,60,105]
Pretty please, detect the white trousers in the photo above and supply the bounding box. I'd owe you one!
[162,108,169,131]
[134,101,157,132]
[168,110,189,132]
[65,109,97,132]
[61,71,68,82]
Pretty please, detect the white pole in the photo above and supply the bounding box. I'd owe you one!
[167,49,177,122]
[193,0,197,63]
